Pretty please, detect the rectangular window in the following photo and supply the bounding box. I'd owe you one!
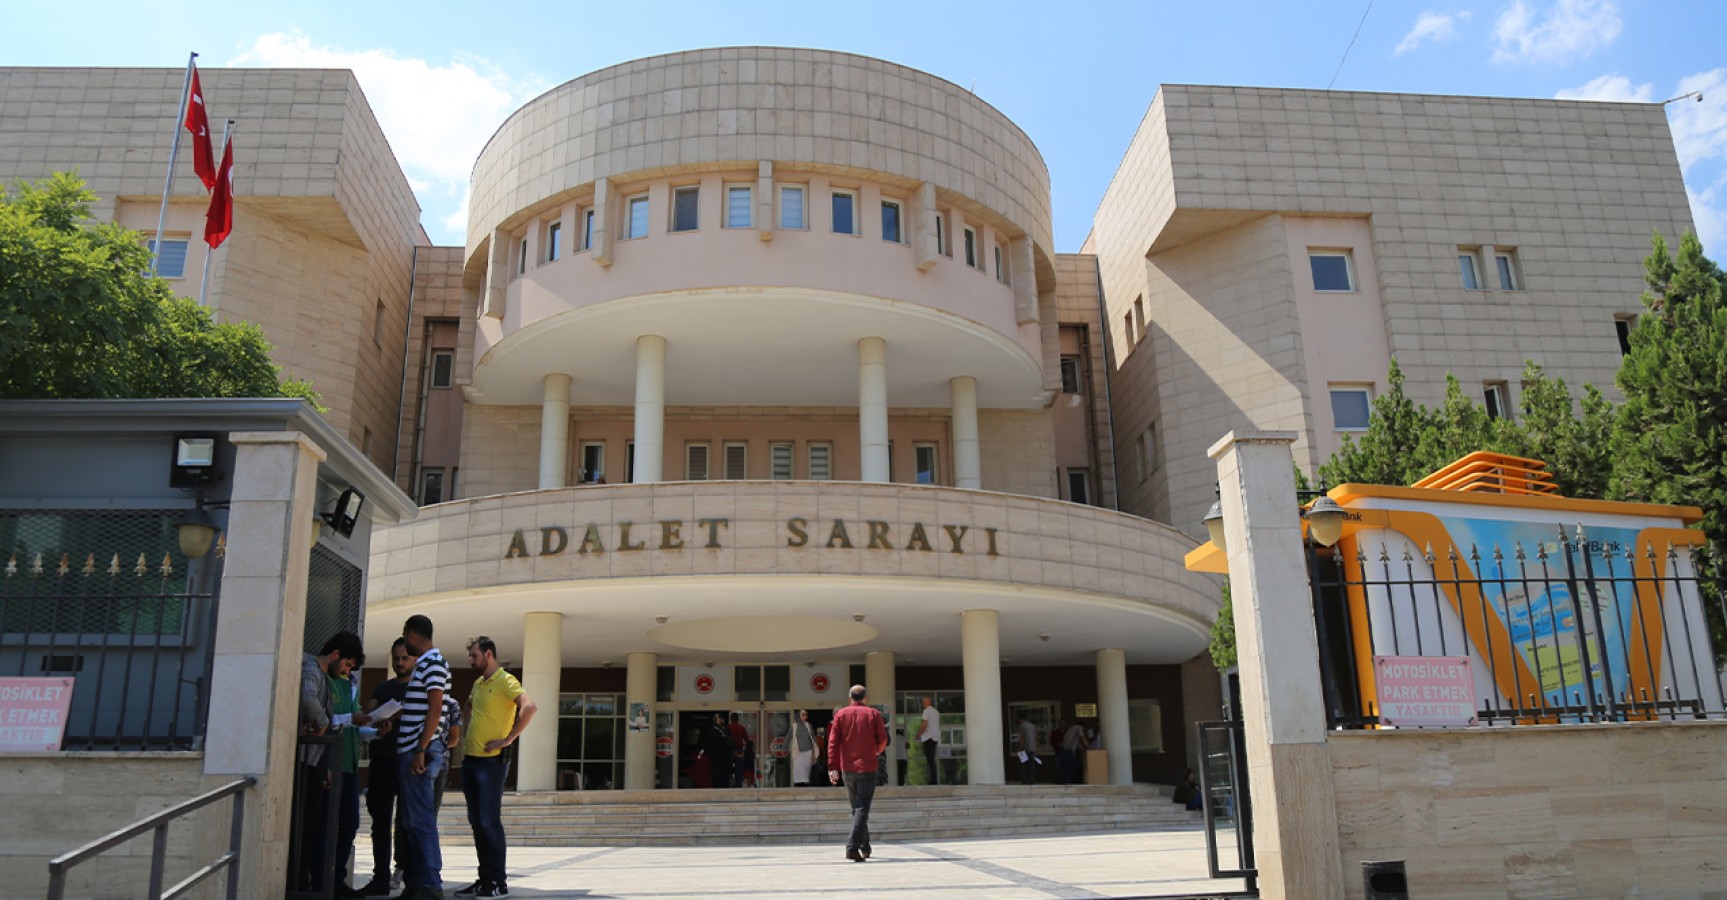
[146,237,189,279]
[770,442,795,480]
[1123,313,1135,348]
[430,350,454,389]
[723,442,747,480]
[1615,316,1634,356]
[1458,250,1480,290]
[685,443,710,481]
[996,243,1010,285]
[1133,297,1147,342]
[914,443,938,485]
[625,441,636,484]
[547,221,562,262]
[1494,250,1520,290]
[807,443,832,481]
[963,227,978,268]
[626,194,650,239]
[517,238,528,275]
[886,440,895,483]
[935,213,950,257]
[831,190,857,235]
[420,469,444,505]
[1060,357,1082,394]
[1483,382,1511,421]
[779,185,806,229]
[1127,698,1164,752]
[725,184,752,228]
[1309,251,1355,292]
[373,299,386,347]
[582,208,596,250]
[580,443,606,484]
[671,186,699,233]
[1066,469,1091,505]
[880,199,902,243]
[1330,387,1372,431]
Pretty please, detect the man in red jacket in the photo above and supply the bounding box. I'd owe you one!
[827,684,888,862]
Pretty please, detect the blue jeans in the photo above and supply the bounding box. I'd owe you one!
[462,754,509,886]
[841,771,877,855]
[397,744,445,891]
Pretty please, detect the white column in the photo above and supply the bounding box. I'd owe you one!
[624,651,658,790]
[1095,648,1132,786]
[960,609,1004,785]
[1211,430,1343,898]
[950,376,981,489]
[517,611,563,791]
[859,337,889,482]
[206,431,325,897]
[633,335,666,484]
[539,373,571,490]
[864,650,897,786]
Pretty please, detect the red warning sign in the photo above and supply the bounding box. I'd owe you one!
[811,673,830,694]
[695,674,715,694]
[770,736,789,758]
[655,735,674,759]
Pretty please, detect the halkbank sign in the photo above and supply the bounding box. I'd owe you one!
[505,517,1001,559]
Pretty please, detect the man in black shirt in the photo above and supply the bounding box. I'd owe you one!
[357,638,412,896]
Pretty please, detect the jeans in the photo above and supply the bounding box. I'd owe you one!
[366,755,399,883]
[841,771,877,854]
[336,771,361,886]
[922,740,938,785]
[397,743,446,891]
[463,754,509,887]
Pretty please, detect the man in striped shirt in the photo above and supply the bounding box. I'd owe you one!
[396,615,449,900]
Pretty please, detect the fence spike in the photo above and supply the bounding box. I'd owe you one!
[215,533,227,559]
[4,553,15,578]
[82,553,96,576]
[159,552,174,577]
[31,553,44,576]
[108,553,122,576]
[134,553,149,577]
[56,553,70,577]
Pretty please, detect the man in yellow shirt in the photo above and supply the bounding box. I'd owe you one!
[456,637,538,898]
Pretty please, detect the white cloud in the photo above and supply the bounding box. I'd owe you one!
[1492,0,1621,65]
[1689,180,1726,258]
[1554,74,1653,103]
[1396,11,1471,56]
[228,32,546,243]
[1667,69,1727,171]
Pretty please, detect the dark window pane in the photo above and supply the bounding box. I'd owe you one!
[584,718,615,760]
[657,666,675,703]
[881,202,900,242]
[832,192,855,234]
[672,188,699,232]
[557,718,582,760]
[1310,254,1353,291]
[765,665,790,701]
[1331,390,1371,429]
[736,666,761,702]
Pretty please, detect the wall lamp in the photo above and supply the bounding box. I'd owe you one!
[1303,496,1347,548]
[174,496,228,560]
[1202,500,1227,553]
[320,488,366,538]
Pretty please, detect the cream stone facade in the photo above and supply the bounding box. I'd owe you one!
[1089,85,1695,532]
[1,48,1703,881]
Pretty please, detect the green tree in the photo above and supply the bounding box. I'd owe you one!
[1209,580,1236,669]
[1609,231,1727,654]
[1494,363,1614,499]
[0,171,316,403]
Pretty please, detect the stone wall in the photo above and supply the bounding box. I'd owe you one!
[1328,723,1727,898]
[0,754,236,900]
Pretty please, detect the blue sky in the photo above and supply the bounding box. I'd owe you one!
[15,0,1726,253]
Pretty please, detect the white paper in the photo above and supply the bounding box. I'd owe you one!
[1017,750,1028,763]
[332,713,352,728]
[370,699,403,720]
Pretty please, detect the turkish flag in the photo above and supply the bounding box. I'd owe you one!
[205,134,234,248]
[184,67,216,190]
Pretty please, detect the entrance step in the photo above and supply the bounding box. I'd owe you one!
[436,784,1203,846]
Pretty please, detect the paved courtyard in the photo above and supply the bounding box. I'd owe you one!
[360,827,1250,899]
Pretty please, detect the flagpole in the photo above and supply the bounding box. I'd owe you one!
[198,119,233,308]
[151,51,197,278]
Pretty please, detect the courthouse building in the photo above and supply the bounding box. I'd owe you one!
[0,47,1694,793]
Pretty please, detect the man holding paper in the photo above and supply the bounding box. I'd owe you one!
[358,638,412,896]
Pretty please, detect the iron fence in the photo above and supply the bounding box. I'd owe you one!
[1309,524,1727,729]
[1,509,221,750]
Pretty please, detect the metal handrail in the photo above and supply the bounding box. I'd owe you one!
[46,776,254,900]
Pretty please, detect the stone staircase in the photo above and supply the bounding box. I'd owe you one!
[436,784,1202,846]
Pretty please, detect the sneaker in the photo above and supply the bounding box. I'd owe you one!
[453,881,486,897]
[390,869,403,891]
[476,884,509,898]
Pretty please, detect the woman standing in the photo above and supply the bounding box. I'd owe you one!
[790,709,818,786]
